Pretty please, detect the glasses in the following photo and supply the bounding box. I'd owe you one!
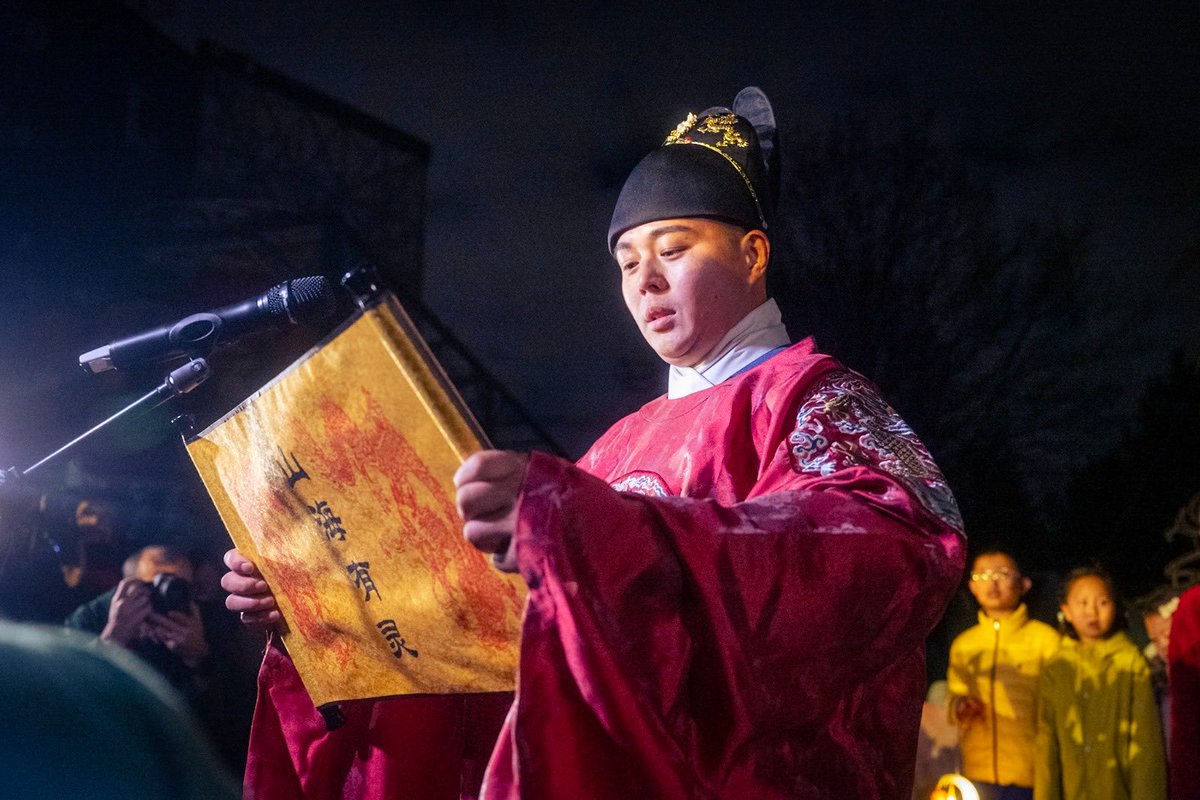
[970,569,1017,583]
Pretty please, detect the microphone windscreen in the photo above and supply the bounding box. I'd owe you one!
[273,275,337,325]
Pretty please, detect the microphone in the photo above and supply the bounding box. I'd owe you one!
[79,275,338,373]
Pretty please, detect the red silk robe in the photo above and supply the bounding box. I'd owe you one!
[244,339,963,798]
[243,642,511,799]
[481,339,965,798]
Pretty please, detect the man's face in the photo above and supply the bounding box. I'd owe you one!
[614,218,766,367]
[967,553,1028,615]
[133,548,194,583]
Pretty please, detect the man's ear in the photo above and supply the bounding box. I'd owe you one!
[741,229,770,285]
[1021,576,1033,596]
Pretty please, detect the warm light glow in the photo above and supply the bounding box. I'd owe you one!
[930,773,980,800]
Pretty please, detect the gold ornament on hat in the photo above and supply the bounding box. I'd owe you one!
[696,113,749,148]
[663,113,697,145]
[659,107,767,230]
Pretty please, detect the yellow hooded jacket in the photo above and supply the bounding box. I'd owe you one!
[947,603,1061,787]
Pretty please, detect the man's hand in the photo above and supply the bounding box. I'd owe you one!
[147,603,210,669]
[952,695,986,725]
[221,548,280,627]
[100,577,152,646]
[454,450,529,573]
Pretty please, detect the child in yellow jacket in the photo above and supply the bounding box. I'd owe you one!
[948,551,1060,799]
[1035,567,1166,800]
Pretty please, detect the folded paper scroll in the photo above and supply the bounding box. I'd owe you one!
[186,294,525,706]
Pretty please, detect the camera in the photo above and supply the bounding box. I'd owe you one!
[149,573,192,614]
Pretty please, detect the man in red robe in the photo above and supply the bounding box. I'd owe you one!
[226,88,965,798]
[454,88,965,798]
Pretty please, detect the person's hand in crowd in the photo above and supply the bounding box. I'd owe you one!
[221,548,279,627]
[147,603,210,669]
[454,450,529,574]
[100,577,152,646]
[952,695,986,724]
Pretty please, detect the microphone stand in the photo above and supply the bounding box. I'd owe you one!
[2,359,211,484]
[0,359,210,580]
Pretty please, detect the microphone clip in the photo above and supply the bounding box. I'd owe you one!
[78,313,223,375]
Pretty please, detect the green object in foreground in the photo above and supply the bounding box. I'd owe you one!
[0,621,240,800]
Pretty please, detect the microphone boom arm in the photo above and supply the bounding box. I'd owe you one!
[18,359,211,478]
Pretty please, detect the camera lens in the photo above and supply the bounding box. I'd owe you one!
[150,573,192,615]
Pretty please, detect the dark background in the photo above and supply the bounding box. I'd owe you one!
[0,1,1197,640]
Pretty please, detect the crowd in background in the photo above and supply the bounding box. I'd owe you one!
[915,550,1199,800]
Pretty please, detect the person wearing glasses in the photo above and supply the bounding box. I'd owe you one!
[946,551,1061,800]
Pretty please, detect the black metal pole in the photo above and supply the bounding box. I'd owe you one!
[19,359,211,478]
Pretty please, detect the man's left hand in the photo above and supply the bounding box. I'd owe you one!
[147,603,210,669]
[454,450,529,573]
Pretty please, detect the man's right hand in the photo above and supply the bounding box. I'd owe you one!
[100,577,152,646]
[221,548,280,627]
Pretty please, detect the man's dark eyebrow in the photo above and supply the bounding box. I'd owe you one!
[615,224,696,252]
[647,224,694,239]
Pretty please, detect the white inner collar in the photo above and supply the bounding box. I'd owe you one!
[667,298,790,399]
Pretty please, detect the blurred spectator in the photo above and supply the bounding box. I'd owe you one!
[1035,567,1166,800]
[1169,583,1200,799]
[1138,586,1180,754]
[947,550,1060,800]
[0,493,125,623]
[64,545,257,771]
[58,498,124,596]
[0,620,238,799]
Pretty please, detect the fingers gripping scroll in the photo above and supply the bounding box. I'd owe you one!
[454,450,529,573]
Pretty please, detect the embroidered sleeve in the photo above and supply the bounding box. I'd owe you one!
[610,471,671,497]
[788,370,963,532]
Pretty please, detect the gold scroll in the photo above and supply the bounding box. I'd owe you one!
[186,295,525,707]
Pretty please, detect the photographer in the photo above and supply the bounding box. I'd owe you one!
[66,545,209,683]
[66,545,255,773]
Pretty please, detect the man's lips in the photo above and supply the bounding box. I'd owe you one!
[645,308,675,332]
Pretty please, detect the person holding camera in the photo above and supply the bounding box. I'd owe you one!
[66,545,210,682]
[66,545,256,773]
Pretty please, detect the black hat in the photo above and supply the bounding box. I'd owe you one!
[608,87,779,252]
